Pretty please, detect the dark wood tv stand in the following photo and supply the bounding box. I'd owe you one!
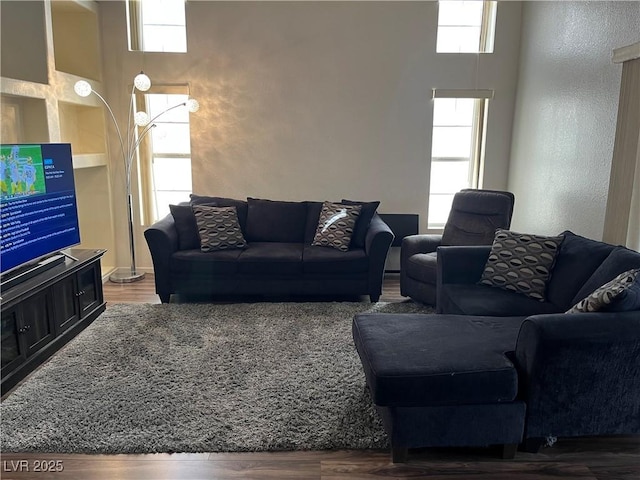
[1,249,106,396]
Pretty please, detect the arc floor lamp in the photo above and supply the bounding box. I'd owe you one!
[75,72,199,283]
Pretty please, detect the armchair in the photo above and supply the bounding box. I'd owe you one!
[400,189,515,305]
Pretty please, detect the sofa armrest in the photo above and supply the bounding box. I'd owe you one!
[514,311,640,439]
[143,214,179,297]
[437,245,491,285]
[399,235,443,296]
[365,214,394,300]
[401,234,443,258]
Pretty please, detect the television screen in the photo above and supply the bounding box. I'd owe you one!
[1,143,81,276]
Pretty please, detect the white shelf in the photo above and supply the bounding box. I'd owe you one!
[73,153,107,169]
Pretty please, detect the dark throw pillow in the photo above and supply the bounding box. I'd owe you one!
[192,205,247,252]
[245,198,308,243]
[341,199,380,248]
[566,269,640,313]
[312,202,361,252]
[189,194,249,235]
[478,229,565,302]
[169,204,200,250]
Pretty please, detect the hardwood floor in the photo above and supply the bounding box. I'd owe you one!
[102,272,406,304]
[2,438,639,480]
[3,274,638,480]
[102,272,162,304]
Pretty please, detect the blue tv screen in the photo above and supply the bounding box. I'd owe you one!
[1,143,81,275]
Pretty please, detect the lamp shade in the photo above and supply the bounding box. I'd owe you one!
[134,111,150,126]
[74,80,93,97]
[186,98,200,113]
[134,72,151,92]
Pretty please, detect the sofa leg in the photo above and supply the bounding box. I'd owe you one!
[159,293,171,303]
[370,294,380,303]
[500,443,517,459]
[520,437,545,453]
[391,446,408,463]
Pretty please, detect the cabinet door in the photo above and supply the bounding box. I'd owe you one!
[77,264,102,318]
[21,290,55,357]
[52,274,80,334]
[1,307,26,377]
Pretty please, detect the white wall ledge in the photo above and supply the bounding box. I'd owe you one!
[613,42,640,64]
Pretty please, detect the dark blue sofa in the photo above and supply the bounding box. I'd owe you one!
[353,232,640,462]
[145,196,394,303]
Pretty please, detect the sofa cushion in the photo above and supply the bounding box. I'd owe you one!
[245,198,307,243]
[193,205,246,252]
[190,194,249,235]
[169,204,200,250]
[302,245,368,274]
[171,249,242,275]
[546,231,618,310]
[479,230,564,301]
[312,202,361,252]
[572,246,640,306]
[567,269,640,313]
[440,284,561,317]
[237,242,303,274]
[352,313,523,407]
[341,199,380,248]
[405,252,438,285]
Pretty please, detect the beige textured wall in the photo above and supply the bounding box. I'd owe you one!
[99,1,522,270]
[508,1,640,240]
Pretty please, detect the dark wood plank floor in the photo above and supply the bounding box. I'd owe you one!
[101,272,405,304]
[2,274,638,480]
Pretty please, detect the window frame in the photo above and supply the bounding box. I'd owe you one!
[479,1,497,53]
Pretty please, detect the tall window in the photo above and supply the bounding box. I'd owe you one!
[428,91,491,229]
[127,0,187,53]
[436,0,497,53]
[137,89,193,223]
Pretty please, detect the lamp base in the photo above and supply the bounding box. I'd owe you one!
[109,268,146,283]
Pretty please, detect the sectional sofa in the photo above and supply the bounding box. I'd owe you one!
[144,195,394,302]
[353,231,640,461]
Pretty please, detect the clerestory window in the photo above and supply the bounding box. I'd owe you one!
[436,0,497,53]
[127,0,187,53]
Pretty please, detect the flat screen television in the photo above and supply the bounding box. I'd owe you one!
[1,143,81,280]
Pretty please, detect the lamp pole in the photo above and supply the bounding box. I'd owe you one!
[74,74,199,283]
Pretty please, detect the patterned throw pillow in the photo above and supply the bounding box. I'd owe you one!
[478,229,564,301]
[566,269,640,313]
[312,202,361,252]
[193,205,247,252]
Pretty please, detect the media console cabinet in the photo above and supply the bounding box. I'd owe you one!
[1,249,106,395]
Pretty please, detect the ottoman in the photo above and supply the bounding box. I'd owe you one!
[352,313,527,462]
